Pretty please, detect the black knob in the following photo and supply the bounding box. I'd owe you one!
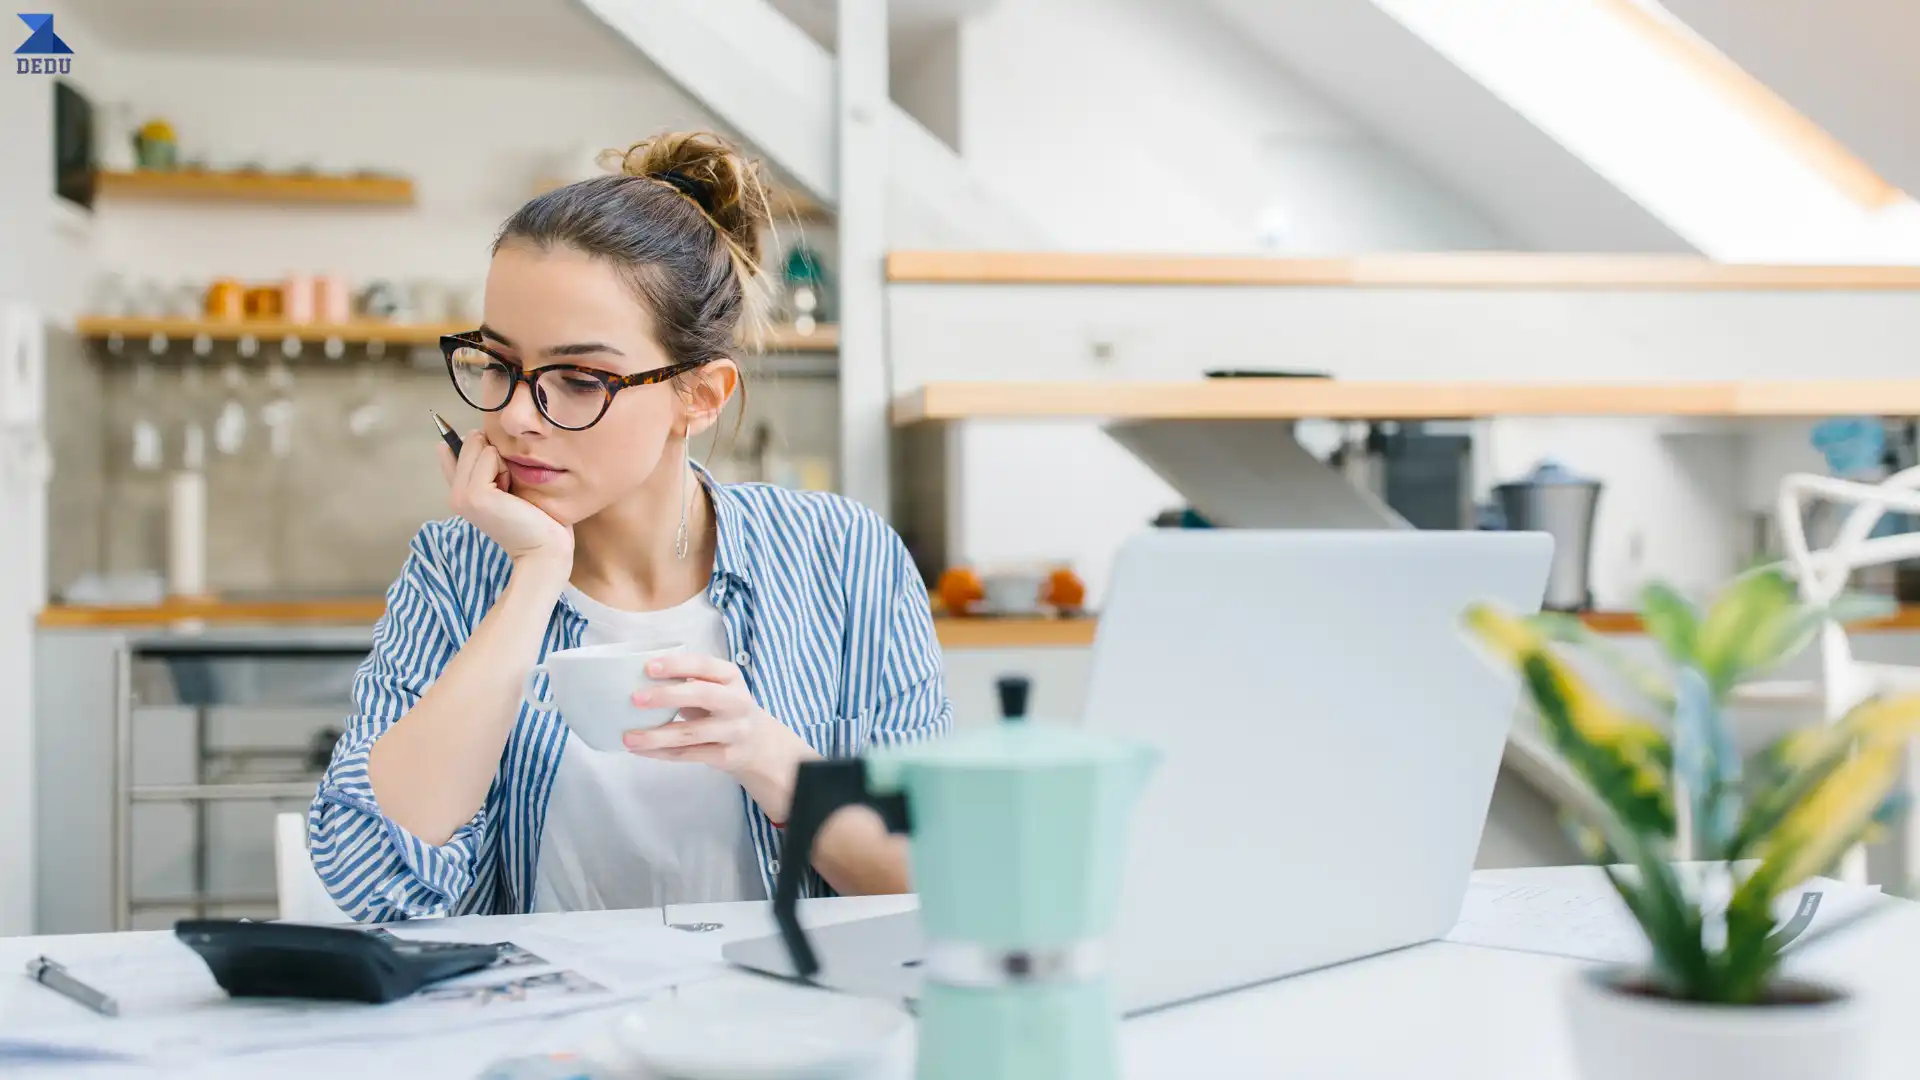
[996,676,1031,723]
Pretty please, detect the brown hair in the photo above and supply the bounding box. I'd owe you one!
[493,131,773,379]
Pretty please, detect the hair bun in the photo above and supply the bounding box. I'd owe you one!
[599,131,770,268]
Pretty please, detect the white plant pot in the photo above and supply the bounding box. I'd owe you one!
[1566,967,1870,1080]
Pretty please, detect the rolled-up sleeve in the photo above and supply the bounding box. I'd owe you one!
[307,528,486,921]
[832,512,953,757]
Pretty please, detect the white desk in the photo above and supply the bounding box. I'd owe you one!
[7,868,1920,1079]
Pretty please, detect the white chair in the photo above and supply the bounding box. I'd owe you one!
[274,811,355,923]
[1776,465,1920,884]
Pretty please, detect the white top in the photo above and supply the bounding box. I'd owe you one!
[530,585,767,912]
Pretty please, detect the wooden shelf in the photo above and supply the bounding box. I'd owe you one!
[96,169,415,206]
[893,380,1920,425]
[887,252,1920,290]
[76,316,838,355]
[75,316,463,346]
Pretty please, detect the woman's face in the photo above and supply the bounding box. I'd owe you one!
[473,242,733,526]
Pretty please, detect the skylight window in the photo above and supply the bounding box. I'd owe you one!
[1370,0,1920,262]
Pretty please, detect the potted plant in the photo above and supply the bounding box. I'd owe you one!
[1462,567,1920,1080]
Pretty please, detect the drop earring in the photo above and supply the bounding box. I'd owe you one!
[674,426,690,561]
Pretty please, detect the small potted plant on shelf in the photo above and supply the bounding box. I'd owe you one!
[1462,568,1920,1080]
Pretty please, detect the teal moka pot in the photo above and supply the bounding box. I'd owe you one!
[774,677,1159,1080]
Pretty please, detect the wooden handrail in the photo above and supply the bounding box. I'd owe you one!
[886,251,1920,289]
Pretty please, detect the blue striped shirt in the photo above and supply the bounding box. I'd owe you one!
[307,475,952,921]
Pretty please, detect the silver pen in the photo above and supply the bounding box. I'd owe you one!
[25,956,119,1017]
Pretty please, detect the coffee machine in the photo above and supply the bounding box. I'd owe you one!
[775,677,1158,1080]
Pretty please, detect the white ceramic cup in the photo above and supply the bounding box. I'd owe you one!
[982,570,1047,615]
[523,641,686,752]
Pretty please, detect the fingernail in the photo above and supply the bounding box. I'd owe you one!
[623,733,642,749]
[632,691,651,706]
[647,661,663,675]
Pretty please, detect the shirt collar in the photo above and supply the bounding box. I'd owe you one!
[693,460,754,593]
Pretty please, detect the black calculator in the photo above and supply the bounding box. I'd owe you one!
[175,919,505,1004]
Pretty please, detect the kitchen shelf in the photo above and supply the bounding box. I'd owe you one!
[887,251,1920,289]
[892,379,1920,425]
[74,316,463,347]
[96,168,415,206]
[75,316,840,354]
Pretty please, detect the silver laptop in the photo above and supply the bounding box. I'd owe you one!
[726,529,1552,1013]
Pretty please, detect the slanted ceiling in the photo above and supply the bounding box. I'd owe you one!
[1661,0,1920,202]
[1202,0,1694,255]
[62,0,653,74]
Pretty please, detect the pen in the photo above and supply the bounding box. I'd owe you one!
[25,956,119,1017]
[431,410,466,459]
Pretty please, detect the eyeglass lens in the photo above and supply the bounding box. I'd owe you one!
[447,343,611,430]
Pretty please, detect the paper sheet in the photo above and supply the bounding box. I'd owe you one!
[1,923,726,1067]
[1445,874,1887,965]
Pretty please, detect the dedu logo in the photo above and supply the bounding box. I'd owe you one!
[15,13,72,74]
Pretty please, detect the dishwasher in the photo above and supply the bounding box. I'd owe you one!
[109,628,370,930]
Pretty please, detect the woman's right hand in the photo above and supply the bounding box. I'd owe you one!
[440,431,574,569]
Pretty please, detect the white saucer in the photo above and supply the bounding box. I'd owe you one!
[611,978,910,1079]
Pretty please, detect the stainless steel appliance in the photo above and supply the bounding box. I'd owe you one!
[1495,461,1601,611]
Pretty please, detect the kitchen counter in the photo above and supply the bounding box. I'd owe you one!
[40,600,1920,644]
[37,598,387,630]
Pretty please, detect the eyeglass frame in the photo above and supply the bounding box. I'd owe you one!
[439,330,709,431]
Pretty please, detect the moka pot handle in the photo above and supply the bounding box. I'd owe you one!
[775,758,912,979]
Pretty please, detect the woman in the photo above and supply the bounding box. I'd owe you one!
[309,132,951,921]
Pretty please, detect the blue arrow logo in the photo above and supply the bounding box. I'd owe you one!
[17,13,73,55]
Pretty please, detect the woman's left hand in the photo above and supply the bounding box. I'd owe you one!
[623,652,819,822]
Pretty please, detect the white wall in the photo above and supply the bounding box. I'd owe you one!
[955,0,1506,256]
[0,67,47,931]
[86,52,718,289]
[892,25,961,153]
[0,5,121,937]
[1201,0,1692,255]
